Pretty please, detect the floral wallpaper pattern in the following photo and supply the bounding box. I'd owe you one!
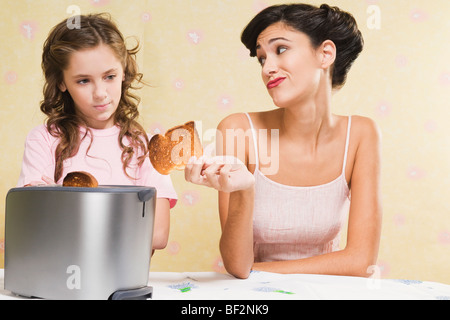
[0,0,448,284]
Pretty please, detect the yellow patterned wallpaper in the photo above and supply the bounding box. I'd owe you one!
[0,0,449,284]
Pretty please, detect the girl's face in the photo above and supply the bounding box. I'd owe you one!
[255,22,325,108]
[60,44,124,129]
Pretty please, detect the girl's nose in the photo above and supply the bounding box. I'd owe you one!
[93,83,107,101]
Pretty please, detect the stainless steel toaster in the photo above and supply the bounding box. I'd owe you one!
[4,185,156,300]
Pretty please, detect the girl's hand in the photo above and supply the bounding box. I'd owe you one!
[24,175,56,187]
[185,156,254,193]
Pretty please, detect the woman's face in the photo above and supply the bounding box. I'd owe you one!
[60,44,124,129]
[256,22,324,108]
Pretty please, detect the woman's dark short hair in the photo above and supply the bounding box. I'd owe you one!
[241,3,364,89]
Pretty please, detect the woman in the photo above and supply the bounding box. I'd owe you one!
[186,3,382,278]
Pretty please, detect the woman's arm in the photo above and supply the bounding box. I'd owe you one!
[252,116,383,277]
[185,113,256,278]
[218,188,255,279]
[217,114,258,279]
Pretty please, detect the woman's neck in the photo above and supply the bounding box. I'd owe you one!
[278,85,334,149]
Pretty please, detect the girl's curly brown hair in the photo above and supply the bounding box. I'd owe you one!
[40,13,148,182]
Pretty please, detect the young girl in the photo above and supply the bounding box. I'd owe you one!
[17,13,177,250]
[185,4,382,278]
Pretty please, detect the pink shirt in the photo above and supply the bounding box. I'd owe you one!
[17,124,177,208]
[246,113,351,262]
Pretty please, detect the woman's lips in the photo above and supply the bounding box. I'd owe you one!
[267,77,286,89]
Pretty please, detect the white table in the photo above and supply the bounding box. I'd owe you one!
[147,271,450,300]
[1,269,449,300]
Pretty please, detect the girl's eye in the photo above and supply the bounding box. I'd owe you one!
[105,74,116,80]
[77,79,89,85]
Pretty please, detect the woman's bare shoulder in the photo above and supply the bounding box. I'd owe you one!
[217,112,249,131]
[348,115,382,163]
[350,115,382,142]
[218,109,279,131]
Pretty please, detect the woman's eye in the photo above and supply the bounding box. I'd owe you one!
[258,57,266,66]
[277,47,287,54]
[105,74,116,80]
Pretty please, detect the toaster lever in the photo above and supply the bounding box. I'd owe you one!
[138,189,153,202]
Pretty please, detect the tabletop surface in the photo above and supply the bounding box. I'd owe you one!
[1,269,449,300]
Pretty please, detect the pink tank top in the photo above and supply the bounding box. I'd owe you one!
[246,113,351,262]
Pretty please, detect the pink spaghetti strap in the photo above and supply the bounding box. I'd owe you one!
[342,116,352,175]
[244,113,259,171]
